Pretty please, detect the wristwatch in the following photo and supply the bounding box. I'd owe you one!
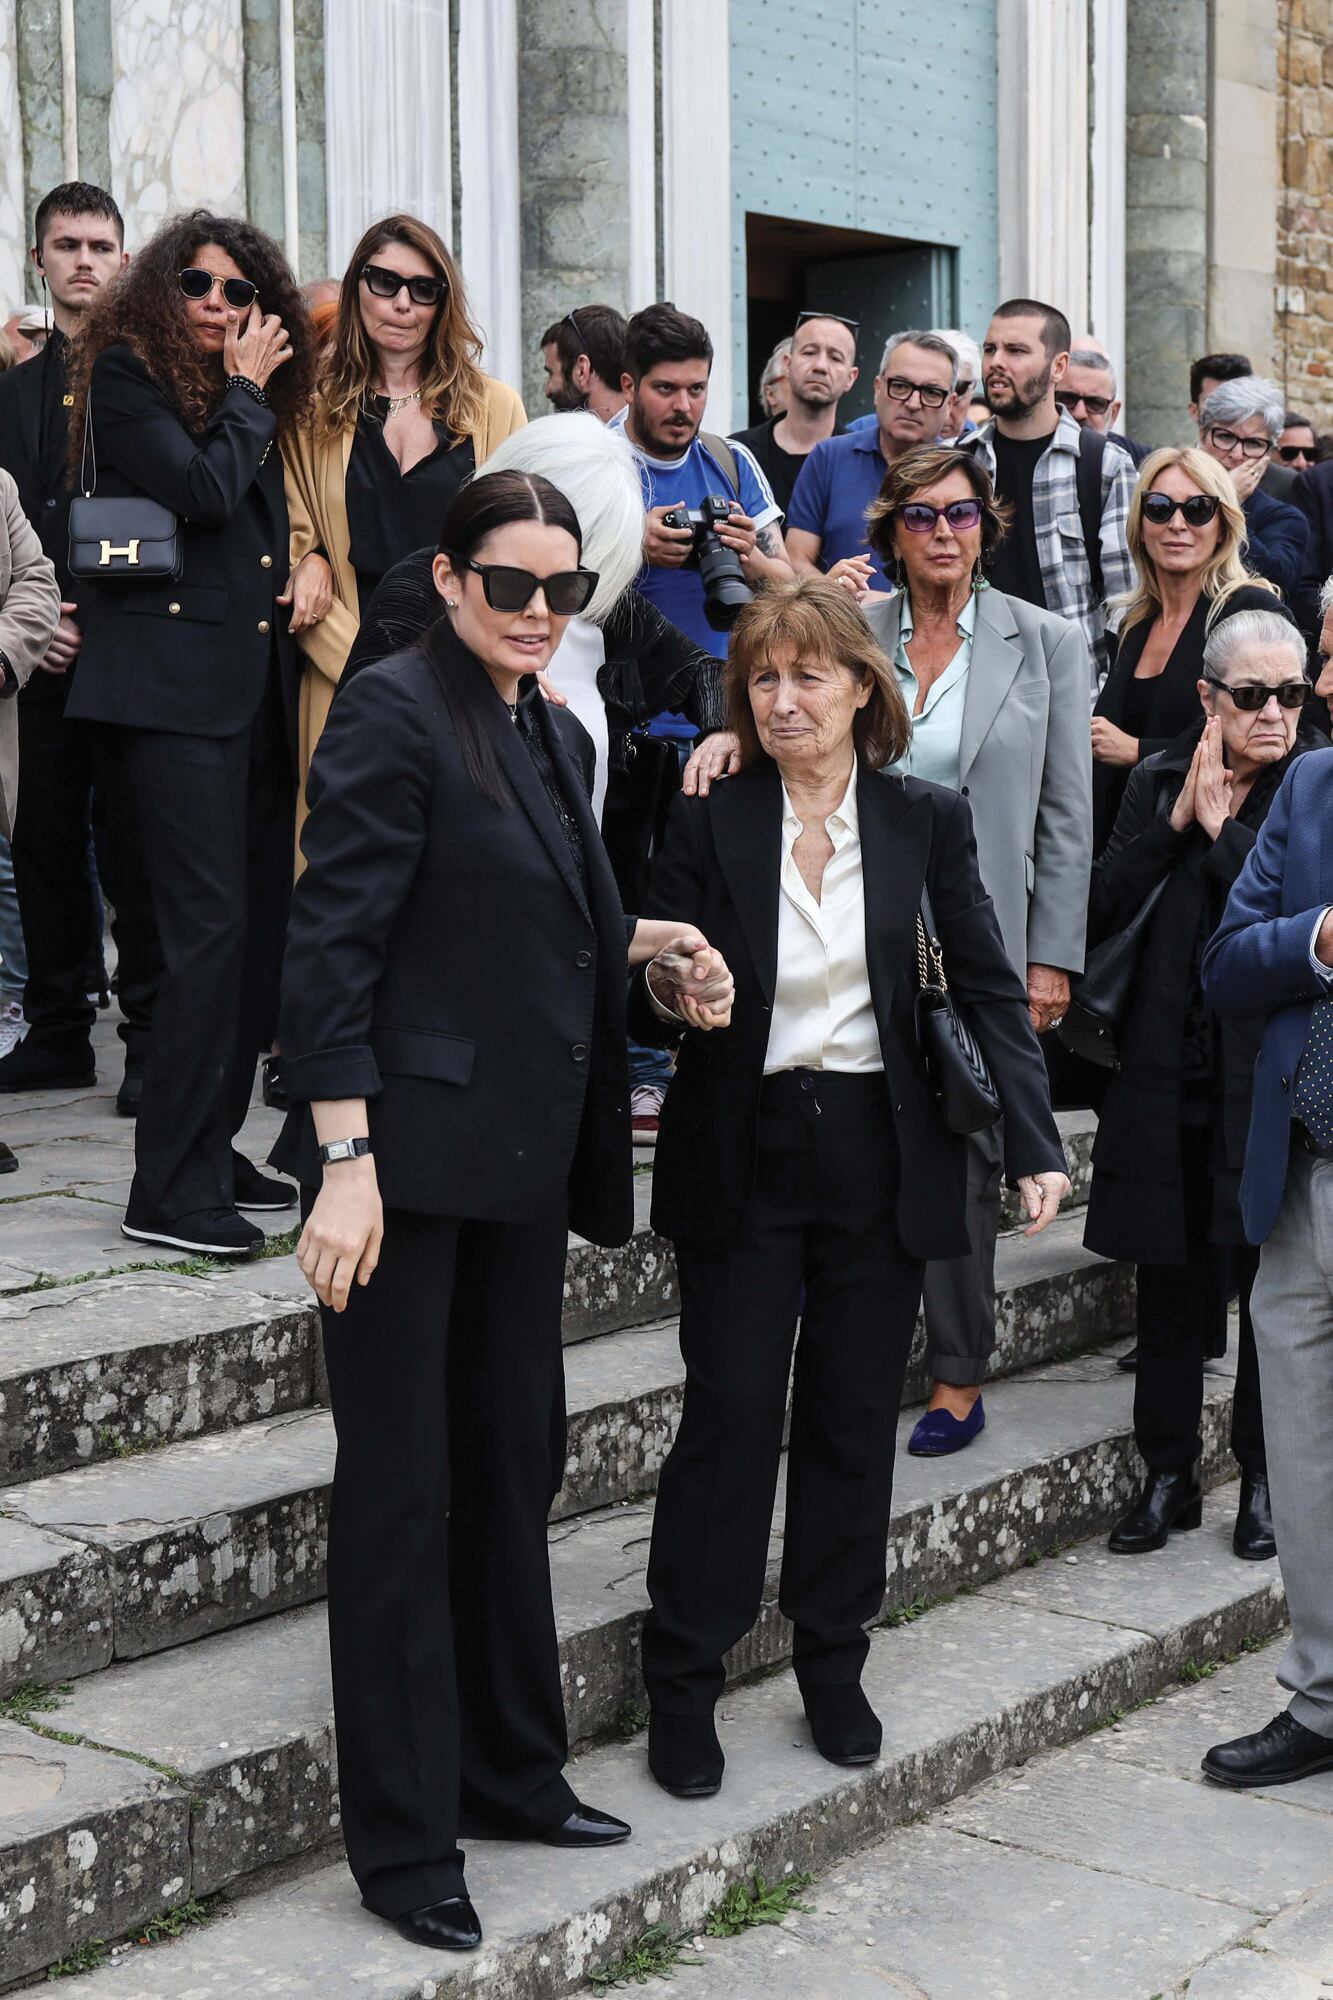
[318,1136,372,1165]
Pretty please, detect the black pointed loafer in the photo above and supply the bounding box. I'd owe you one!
[1233,1470,1277,1561]
[1108,1467,1202,1554]
[386,1896,483,1951]
[538,1802,631,1846]
[1202,1710,1333,1789]
[803,1683,882,1766]
[648,1712,724,1798]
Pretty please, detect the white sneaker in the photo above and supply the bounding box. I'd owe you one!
[0,1001,27,1060]
[631,1082,665,1147]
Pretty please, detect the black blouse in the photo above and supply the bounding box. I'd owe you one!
[345,400,475,607]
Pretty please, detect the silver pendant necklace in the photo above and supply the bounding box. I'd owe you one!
[375,387,422,416]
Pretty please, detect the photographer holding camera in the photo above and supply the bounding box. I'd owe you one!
[612,304,793,662]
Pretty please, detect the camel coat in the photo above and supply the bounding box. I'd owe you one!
[0,467,61,838]
[282,374,526,844]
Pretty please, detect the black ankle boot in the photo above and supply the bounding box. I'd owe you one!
[1108,1467,1203,1554]
[802,1684,882,1766]
[1234,1470,1276,1561]
[648,1711,724,1798]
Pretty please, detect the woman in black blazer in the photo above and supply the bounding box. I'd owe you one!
[633,577,1069,1800]
[1091,447,1278,853]
[271,469,731,1954]
[65,209,319,1256]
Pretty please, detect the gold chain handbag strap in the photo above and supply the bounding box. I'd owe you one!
[915,909,948,993]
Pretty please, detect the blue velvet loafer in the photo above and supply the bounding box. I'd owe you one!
[907,1396,986,1457]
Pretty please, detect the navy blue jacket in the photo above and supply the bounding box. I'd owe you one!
[1202,747,1333,1241]
[1242,485,1309,602]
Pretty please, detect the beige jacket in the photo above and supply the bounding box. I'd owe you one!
[282,374,527,843]
[0,468,60,839]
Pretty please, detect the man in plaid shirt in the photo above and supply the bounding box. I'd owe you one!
[962,298,1136,691]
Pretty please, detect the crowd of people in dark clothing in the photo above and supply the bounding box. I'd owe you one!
[5,180,1333,1953]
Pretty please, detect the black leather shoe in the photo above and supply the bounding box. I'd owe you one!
[648,1712,724,1797]
[261,1055,290,1111]
[1202,1710,1333,1789]
[537,1803,631,1847]
[232,1151,298,1212]
[803,1684,882,1766]
[1108,1467,1202,1554]
[1115,1343,1138,1372]
[0,1141,16,1174]
[1233,1471,1277,1561]
[0,1034,95,1093]
[116,1057,145,1118]
[384,1897,483,1952]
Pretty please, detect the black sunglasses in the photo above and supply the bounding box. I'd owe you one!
[1202,670,1308,711]
[455,558,598,616]
[900,499,983,534]
[1055,387,1113,418]
[361,261,449,307]
[795,309,859,335]
[1278,443,1314,463]
[179,268,257,310]
[1141,492,1222,528]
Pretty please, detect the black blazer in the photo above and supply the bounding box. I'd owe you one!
[630,759,1065,1261]
[0,337,77,604]
[269,629,635,1246]
[62,343,297,752]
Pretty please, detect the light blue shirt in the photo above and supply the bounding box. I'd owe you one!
[891,591,978,791]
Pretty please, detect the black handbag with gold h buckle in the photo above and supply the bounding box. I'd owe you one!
[67,390,181,585]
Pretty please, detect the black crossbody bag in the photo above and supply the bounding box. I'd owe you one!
[914,885,1003,1133]
[67,391,181,585]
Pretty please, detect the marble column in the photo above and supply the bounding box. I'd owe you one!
[1208,0,1278,368]
[108,0,246,247]
[995,0,1090,327]
[0,0,25,313]
[16,0,64,278]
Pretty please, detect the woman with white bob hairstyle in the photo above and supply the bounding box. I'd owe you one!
[342,411,736,907]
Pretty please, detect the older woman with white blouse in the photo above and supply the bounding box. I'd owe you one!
[861,446,1092,1457]
[631,577,1068,1799]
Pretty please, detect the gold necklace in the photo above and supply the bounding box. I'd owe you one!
[375,386,422,416]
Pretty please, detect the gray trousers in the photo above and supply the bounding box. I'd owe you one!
[1251,1150,1333,1739]
[921,1123,1004,1388]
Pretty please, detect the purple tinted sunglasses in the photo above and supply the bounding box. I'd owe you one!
[900,499,983,534]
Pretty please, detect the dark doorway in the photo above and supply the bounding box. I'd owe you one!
[745,213,958,427]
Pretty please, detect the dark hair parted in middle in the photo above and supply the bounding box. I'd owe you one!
[67,208,314,466]
[865,444,1010,576]
[426,469,584,807]
[723,576,911,771]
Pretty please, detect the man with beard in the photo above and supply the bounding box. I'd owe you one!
[610,302,791,659]
[0,183,161,1108]
[785,328,956,594]
[962,298,1135,689]
[540,305,629,423]
[730,312,859,517]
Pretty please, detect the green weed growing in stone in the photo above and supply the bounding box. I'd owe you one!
[881,1594,930,1629]
[588,1923,703,1988]
[615,1698,650,1738]
[704,1871,814,1938]
[258,1225,301,1259]
[96,1424,155,1460]
[1180,1659,1222,1684]
[131,1893,228,1945]
[0,1680,71,1724]
[46,1939,110,1978]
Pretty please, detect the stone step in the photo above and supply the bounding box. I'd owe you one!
[2,1476,1283,1994]
[0,1225,1131,1694]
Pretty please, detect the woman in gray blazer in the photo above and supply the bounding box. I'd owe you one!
[861,445,1092,1453]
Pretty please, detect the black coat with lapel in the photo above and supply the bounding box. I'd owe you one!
[0,336,78,605]
[62,343,297,757]
[632,758,1065,1261]
[270,629,634,1245]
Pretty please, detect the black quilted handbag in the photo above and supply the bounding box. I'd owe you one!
[67,392,181,586]
[914,885,1002,1134]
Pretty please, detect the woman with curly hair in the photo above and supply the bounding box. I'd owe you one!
[282,214,525,833]
[64,208,319,1258]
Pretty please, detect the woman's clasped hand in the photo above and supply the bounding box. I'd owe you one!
[1168,715,1234,838]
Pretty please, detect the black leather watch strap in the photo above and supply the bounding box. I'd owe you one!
[318,1135,372,1165]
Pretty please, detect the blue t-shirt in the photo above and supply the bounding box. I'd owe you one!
[785,428,893,591]
[609,411,782,658]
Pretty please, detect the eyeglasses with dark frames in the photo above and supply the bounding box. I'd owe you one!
[1055,387,1113,419]
[882,374,950,411]
[178,268,257,310]
[360,261,449,308]
[453,557,599,616]
[899,499,984,534]
[1201,670,1308,711]
[1206,425,1272,461]
[1140,492,1222,528]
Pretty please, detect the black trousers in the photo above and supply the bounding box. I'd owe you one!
[642,1070,925,1716]
[11,683,160,1056]
[122,693,293,1217]
[1134,1124,1265,1475]
[317,1200,575,1916]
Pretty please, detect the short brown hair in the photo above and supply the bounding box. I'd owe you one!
[724,577,911,770]
[866,445,1010,578]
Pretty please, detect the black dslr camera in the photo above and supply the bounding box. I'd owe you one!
[660,494,755,631]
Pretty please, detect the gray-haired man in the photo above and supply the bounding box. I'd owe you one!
[1198,375,1310,600]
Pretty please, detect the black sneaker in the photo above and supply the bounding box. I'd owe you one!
[261,1056,290,1111]
[121,1205,263,1257]
[116,1056,146,1118]
[0,1034,96,1093]
[232,1151,298,1211]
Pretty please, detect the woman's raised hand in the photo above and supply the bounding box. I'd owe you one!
[681,730,741,797]
[224,306,293,389]
[297,1156,383,1313]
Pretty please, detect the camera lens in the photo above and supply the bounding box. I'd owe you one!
[696,531,754,631]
